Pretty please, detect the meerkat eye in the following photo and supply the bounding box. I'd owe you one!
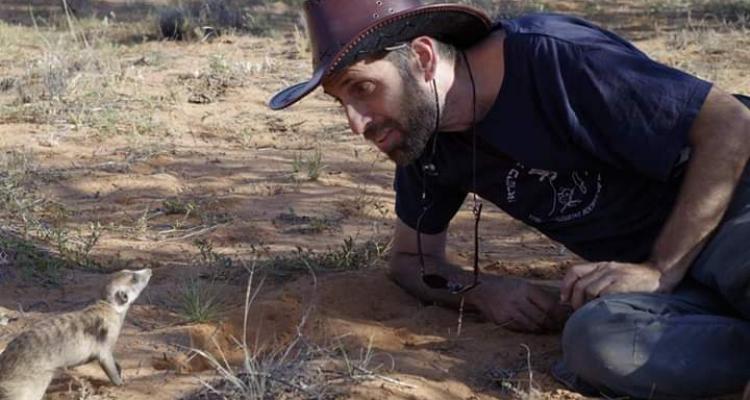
[115,290,129,305]
[131,275,139,283]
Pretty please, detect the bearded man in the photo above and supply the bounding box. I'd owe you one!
[268,0,750,398]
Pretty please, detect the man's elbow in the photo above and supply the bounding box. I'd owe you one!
[694,92,750,165]
[732,97,750,157]
[741,107,750,157]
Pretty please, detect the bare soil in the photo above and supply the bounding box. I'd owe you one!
[0,1,747,399]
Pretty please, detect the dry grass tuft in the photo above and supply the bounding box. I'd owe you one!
[158,0,247,41]
[183,264,401,400]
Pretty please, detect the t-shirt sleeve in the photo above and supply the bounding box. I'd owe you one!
[394,164,467,234]
[528,34,712,181]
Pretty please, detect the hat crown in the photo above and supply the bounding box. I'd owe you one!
[305,0,424,72]
[268,0,490,110]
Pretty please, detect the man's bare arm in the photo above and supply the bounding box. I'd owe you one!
[388,218,474,308]
[389,218,568,332]
[651,87,750,289]
[562,87,750,307]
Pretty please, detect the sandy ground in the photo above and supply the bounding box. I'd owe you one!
[0,1,748,399]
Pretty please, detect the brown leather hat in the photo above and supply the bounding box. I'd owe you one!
[268,0,492,110]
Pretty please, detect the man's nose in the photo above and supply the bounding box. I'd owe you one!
[344,104,371,136]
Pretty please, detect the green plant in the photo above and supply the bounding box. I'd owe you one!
[0,148,105,275]
[63,222,103,268]
[194,239,232,268]
[164,198,197,215]
[290,150,325,181]
[339,185,390,219]
[0,235,67,287]
[305,149,324,181]
[256,236,390,278]
[291,152,303,174]
[177,277,225,323]
[236,127,255,147]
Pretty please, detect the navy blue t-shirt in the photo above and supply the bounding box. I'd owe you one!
[394,14,713,263]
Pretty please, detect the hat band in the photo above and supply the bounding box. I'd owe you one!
[326,7,439,75]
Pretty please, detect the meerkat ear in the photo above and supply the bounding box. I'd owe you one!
[115,290,129,306]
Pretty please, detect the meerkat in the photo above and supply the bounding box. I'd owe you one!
[0,268,152,400]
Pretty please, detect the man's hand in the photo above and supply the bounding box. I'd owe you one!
[560,262,666,309]
[469,278,571,332]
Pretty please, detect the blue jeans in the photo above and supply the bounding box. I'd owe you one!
[554,95,750,398]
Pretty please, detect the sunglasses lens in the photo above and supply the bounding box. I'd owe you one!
[422,274,449,289]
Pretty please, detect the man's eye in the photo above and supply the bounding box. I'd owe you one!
[353,81,375,96]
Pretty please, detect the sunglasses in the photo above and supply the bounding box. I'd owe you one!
[416,196,482,295]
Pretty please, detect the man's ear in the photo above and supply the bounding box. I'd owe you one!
[115,290,129,306]
[410,36,438,82]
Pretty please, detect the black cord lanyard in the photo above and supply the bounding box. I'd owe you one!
[417,50,482,294]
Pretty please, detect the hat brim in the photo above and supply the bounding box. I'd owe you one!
[268,67,324,111]
[268,4,490,110]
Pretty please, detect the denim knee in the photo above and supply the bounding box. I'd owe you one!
[561,293,750,399]
[561,297,637,394]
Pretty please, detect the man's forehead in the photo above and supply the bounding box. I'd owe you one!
[323,60,382,92]
[322,67,352,90]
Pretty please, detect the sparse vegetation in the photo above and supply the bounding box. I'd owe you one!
[273,208,341,234]
[291,149,325,181]
[0,0,747,397]
[252,236,390,279]
[185,267,395,400]
[0,234,67,287]
[172,240,235,322]
[477,345,545,399]
[0,149,104,282]
[176,277,226,323]
[163,198,199,216]
[464,0,548,16]
[158,0,247,41]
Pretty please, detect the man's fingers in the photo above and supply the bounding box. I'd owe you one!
[494,302,542,332]
[507,308,541,332]
[560,264,598,303]
[583,274,616,303]
[527,286,559,328]
[530,285,572,332]
[560,271,579,303]
[528,285,556,310]
[571,267,608,309]
[520,298,548,328]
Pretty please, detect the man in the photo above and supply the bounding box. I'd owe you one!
[269,0,750,398]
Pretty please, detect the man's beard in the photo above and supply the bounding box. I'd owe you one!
[365,70,437,166]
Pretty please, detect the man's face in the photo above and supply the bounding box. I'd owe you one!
[322,55,436,165]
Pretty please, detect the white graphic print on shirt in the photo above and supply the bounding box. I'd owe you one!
[505,163,602,224]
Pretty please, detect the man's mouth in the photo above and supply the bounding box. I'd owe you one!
[371,128,402,154]
[373,128,392,144]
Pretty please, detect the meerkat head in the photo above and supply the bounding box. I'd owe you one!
[103,268,152,313]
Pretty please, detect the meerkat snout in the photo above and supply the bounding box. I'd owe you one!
[0,268,153,400]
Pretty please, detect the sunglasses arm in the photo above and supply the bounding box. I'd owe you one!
[389,252,482,309]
